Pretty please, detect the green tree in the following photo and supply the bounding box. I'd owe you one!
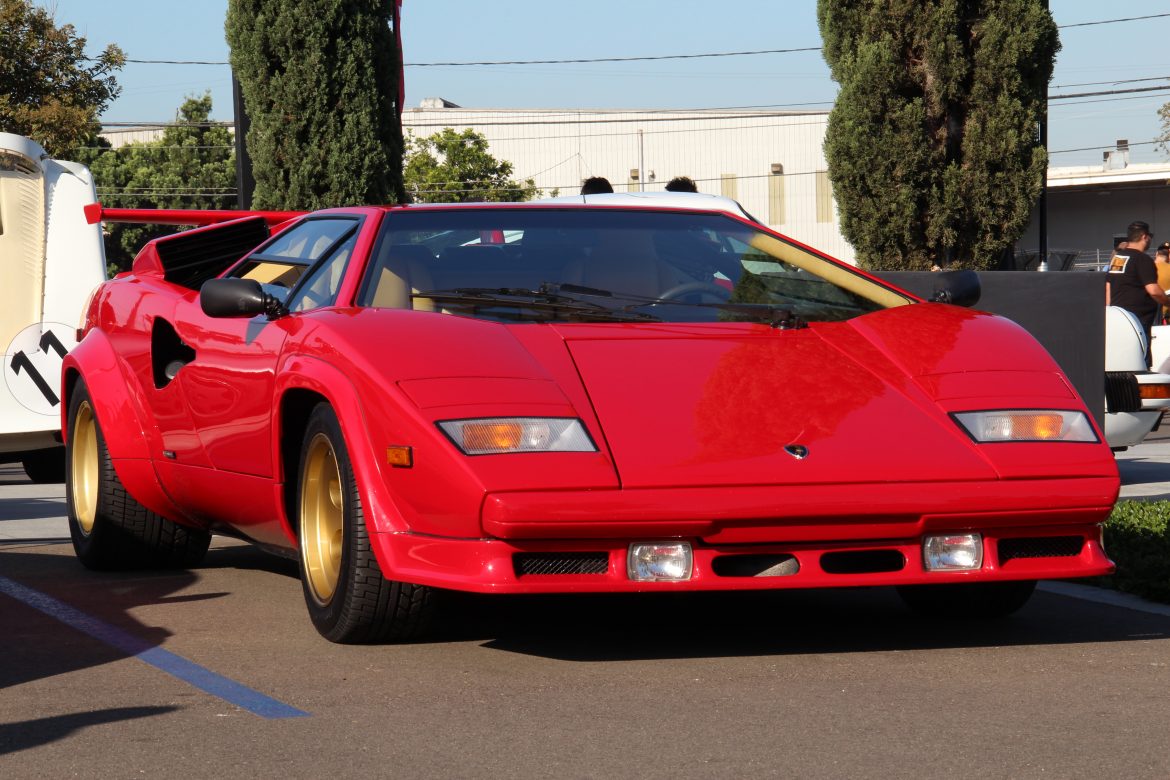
[817,0,1058,271]
[80,94,235,273]
[404,128,538,203]
[0,0,124,157]
[1157,102,1170,157]
[225,0,405,210]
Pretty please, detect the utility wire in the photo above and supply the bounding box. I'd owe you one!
[96,13,1170,68]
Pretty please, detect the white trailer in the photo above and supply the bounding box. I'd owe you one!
[0,133,107,481]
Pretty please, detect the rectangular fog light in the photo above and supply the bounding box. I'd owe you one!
[628,542,693,582]
[923,533,983,571]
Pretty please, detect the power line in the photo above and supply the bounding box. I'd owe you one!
[95,13,1170,70]
[1058,12,1170,28]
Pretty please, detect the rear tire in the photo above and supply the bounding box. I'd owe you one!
[897,580,1037,619]
[297,403,433,643]
[66,381,211,569]
[22,448,66,483]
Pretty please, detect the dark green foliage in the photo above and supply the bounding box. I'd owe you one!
[0,0,124,156]
[225,0,406,210]
[1101,501,1170,603]
[817,1,1058,271]
[403,128,538,203]
[78,95,235,274]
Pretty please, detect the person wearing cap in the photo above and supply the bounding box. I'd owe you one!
[1157,241,1170,324]
[1107,220,1168,360]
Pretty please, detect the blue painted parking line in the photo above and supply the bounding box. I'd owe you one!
[0,575,309,719]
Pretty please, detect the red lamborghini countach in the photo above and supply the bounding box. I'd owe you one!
[63,195,1119,642]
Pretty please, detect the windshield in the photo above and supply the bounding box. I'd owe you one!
[359,208,913,324]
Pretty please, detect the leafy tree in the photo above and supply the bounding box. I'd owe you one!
[0,0,124,156]
[1158,102,1170,157]
[817,0,1058,271]
[80,94,235,273]
[225,0,406,210]
[404,128,538,203]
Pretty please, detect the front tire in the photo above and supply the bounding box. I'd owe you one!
[896,580,1037,619]
[297,403,433,643]
[65,381,211,569]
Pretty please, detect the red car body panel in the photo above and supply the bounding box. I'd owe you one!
[63,202,1120,598]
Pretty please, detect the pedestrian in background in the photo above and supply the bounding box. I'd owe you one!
[665,176,698,193]
[1107,220,1168,361]
[580,176,613,194]
[1156,242,1170,324]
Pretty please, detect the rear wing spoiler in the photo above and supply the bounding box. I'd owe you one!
[84,204,307,290]
[83,204,306,227]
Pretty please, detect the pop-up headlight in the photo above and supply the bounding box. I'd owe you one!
[438,418,596,455]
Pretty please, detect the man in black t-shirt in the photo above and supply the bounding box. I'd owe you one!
[1107,220,1169,360]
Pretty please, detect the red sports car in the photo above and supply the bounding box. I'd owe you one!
[63,196,1119,643]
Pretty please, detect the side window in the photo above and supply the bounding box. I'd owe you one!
[262,219,354,261]
[231,218,357,303]
[287,234,358,313]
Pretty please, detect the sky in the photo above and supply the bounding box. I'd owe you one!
[43,0,1170,168]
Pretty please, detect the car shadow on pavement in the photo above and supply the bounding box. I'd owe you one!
[0,707,179,757]
[430,587,1170,661]
[0,549,220,691]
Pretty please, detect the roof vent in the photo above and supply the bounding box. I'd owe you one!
[418,97,461,109]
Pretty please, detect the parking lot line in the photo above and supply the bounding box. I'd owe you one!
[0,574,309,719]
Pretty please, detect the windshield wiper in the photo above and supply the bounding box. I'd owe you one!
[412,287,661,322]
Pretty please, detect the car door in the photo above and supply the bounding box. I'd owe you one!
[168,216,362,478]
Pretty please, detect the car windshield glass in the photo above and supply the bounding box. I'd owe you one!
[360,208,913,324]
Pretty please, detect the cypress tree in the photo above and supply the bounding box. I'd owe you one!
[225,0,406,210]
[817,1,1058,270]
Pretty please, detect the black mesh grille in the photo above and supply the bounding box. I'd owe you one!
[999,536,1084,563]
[1105,371,1142,414]
[514,552,609,576]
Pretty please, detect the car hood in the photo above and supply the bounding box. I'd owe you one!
[552,304,1111,488]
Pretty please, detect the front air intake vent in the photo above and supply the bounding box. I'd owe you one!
[514,552,609,576]
[999,536,1083,563]
[820,549,905,574]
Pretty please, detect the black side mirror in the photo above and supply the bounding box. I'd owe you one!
[930,270,981,308]
[200,278,286,318]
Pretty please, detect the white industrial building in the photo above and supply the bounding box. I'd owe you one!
[101,105,1170,270]
[402,100,853,262]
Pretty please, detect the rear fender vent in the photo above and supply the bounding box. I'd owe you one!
[1105,371,1142,413]
[999,536,1084,563]
[711,554,799,578]
[820,549,905,575]
[514,552,609,576]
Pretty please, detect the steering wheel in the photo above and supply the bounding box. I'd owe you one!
[655,281,732,302]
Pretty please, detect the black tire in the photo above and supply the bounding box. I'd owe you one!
[66,381,211,570]
[22,448,66,483]
[296,403,433,643]
[896,580,1037,619]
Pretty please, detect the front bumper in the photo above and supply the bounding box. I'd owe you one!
[371,478,1118,593]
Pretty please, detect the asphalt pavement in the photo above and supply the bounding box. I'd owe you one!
[1116,428,1170,501]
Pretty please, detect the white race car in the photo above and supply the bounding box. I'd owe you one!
[1105,306,1170,450]
[0,133,107,481]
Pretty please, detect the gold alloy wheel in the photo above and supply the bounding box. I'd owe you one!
[300,433,344,605]
[71,400,99,535]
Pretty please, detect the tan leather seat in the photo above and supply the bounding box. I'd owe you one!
[368,244,436,311]
[561,229,681,298]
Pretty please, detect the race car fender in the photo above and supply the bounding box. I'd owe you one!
[61,329,198,525]
[274,355,410,546]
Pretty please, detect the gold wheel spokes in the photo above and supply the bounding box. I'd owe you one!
[71,401,99,535]
[300,433,344,605]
